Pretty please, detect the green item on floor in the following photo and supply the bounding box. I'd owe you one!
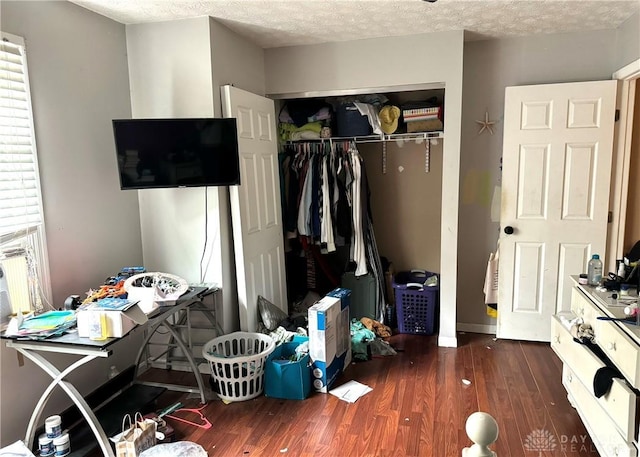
[350,319,375,361]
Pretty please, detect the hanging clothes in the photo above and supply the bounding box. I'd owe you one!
[349,145,367,276]
[320,147,336,252]
[281,140,389,298]
[484,240,499,318]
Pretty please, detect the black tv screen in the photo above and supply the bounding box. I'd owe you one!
[112,118,240,189]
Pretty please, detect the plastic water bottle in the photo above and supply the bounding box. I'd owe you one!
[587,254,603,286]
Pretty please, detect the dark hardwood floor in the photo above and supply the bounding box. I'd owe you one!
[141,332,597,457]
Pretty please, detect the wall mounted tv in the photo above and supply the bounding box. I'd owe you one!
[112,118,240,190]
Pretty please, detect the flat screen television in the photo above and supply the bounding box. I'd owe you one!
[112,118,240,190]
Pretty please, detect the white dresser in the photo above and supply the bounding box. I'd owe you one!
[551,277,640,457]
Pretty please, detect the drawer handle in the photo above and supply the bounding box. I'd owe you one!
[553,335,560,344]
[608,342,616,351]
[567,373,573,382]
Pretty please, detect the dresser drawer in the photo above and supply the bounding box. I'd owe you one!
[597,319,640,390]
[571,287,603,326]
[552,316,638,441]
[563,365,638,457]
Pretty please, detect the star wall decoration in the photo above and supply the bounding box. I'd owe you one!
[475,111,497,135]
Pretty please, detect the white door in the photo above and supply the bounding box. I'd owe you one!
[497,80,617,342]
[221,85,288,332]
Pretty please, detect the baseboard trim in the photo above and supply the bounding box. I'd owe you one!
[457,322,497,335]
[438,335,458,347]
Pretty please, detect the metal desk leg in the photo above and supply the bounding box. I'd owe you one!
[190,300,223,336]
[16,348,115,457]
[134,318,207,404]
[165,301,222,369]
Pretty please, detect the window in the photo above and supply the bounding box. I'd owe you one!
[0,32,51,315]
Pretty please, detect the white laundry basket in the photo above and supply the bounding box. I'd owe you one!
[202,331,275,402]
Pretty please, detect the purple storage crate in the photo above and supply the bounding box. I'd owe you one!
[393,270,439,335]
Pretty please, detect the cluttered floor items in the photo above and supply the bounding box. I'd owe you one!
[138,330,445,456]
[197,287,399,411]
[201,278,436,406]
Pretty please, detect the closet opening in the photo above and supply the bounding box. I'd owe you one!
[271,85,445,331]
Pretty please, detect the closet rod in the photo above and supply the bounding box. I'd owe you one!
[284,131,443,145]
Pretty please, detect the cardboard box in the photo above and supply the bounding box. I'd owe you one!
[308,288,352,393]
[264,336,311,400]
[76,304,147,338]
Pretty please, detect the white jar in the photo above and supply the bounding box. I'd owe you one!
[38,434,54,456]
[45,415,62,439]
[52,433,70,457]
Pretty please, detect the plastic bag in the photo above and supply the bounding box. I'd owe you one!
[258,295,288,331]
[139,441,207,457]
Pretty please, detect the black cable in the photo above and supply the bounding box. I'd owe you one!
[199,187,209,283]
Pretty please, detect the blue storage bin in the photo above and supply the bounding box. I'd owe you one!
[264,336,311,400]
[336,103,371,137]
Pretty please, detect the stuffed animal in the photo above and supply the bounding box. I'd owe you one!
[360,317,392,338]
[569,322,595,343]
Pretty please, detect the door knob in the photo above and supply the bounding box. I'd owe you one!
[504,226,514,235]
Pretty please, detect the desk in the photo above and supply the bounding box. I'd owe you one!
[133,287,221,403]
[2,286,217,457]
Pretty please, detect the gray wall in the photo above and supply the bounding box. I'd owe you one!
[126,18,267,334]
[210,18,266,108]
[125,18,221,288]
[0,1,141,445]
[458,28,637,331]
[616,11,640,70]
[209,18,268,332]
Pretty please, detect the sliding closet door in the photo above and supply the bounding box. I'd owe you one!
[221,85,288,332]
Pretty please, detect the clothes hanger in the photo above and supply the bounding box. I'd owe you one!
[165,404,212,430]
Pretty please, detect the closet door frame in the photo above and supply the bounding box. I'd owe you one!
[269,82,460,347]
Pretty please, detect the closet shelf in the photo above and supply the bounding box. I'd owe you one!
[284,130,443,145]
[282,130,441,175]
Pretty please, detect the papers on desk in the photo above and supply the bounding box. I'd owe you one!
[81,298,139,312]
[4,310,76,339]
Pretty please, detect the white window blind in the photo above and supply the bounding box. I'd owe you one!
[0,33,50,313]
[0,35,43,241]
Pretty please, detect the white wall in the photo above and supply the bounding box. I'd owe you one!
[126,18,268,334]
[264,31,464,347]
[458,28,633,332]
[0,1,140,445]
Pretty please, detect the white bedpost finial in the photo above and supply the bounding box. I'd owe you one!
[462,411,499,457]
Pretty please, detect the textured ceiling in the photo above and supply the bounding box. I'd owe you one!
[69,0,640,48]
